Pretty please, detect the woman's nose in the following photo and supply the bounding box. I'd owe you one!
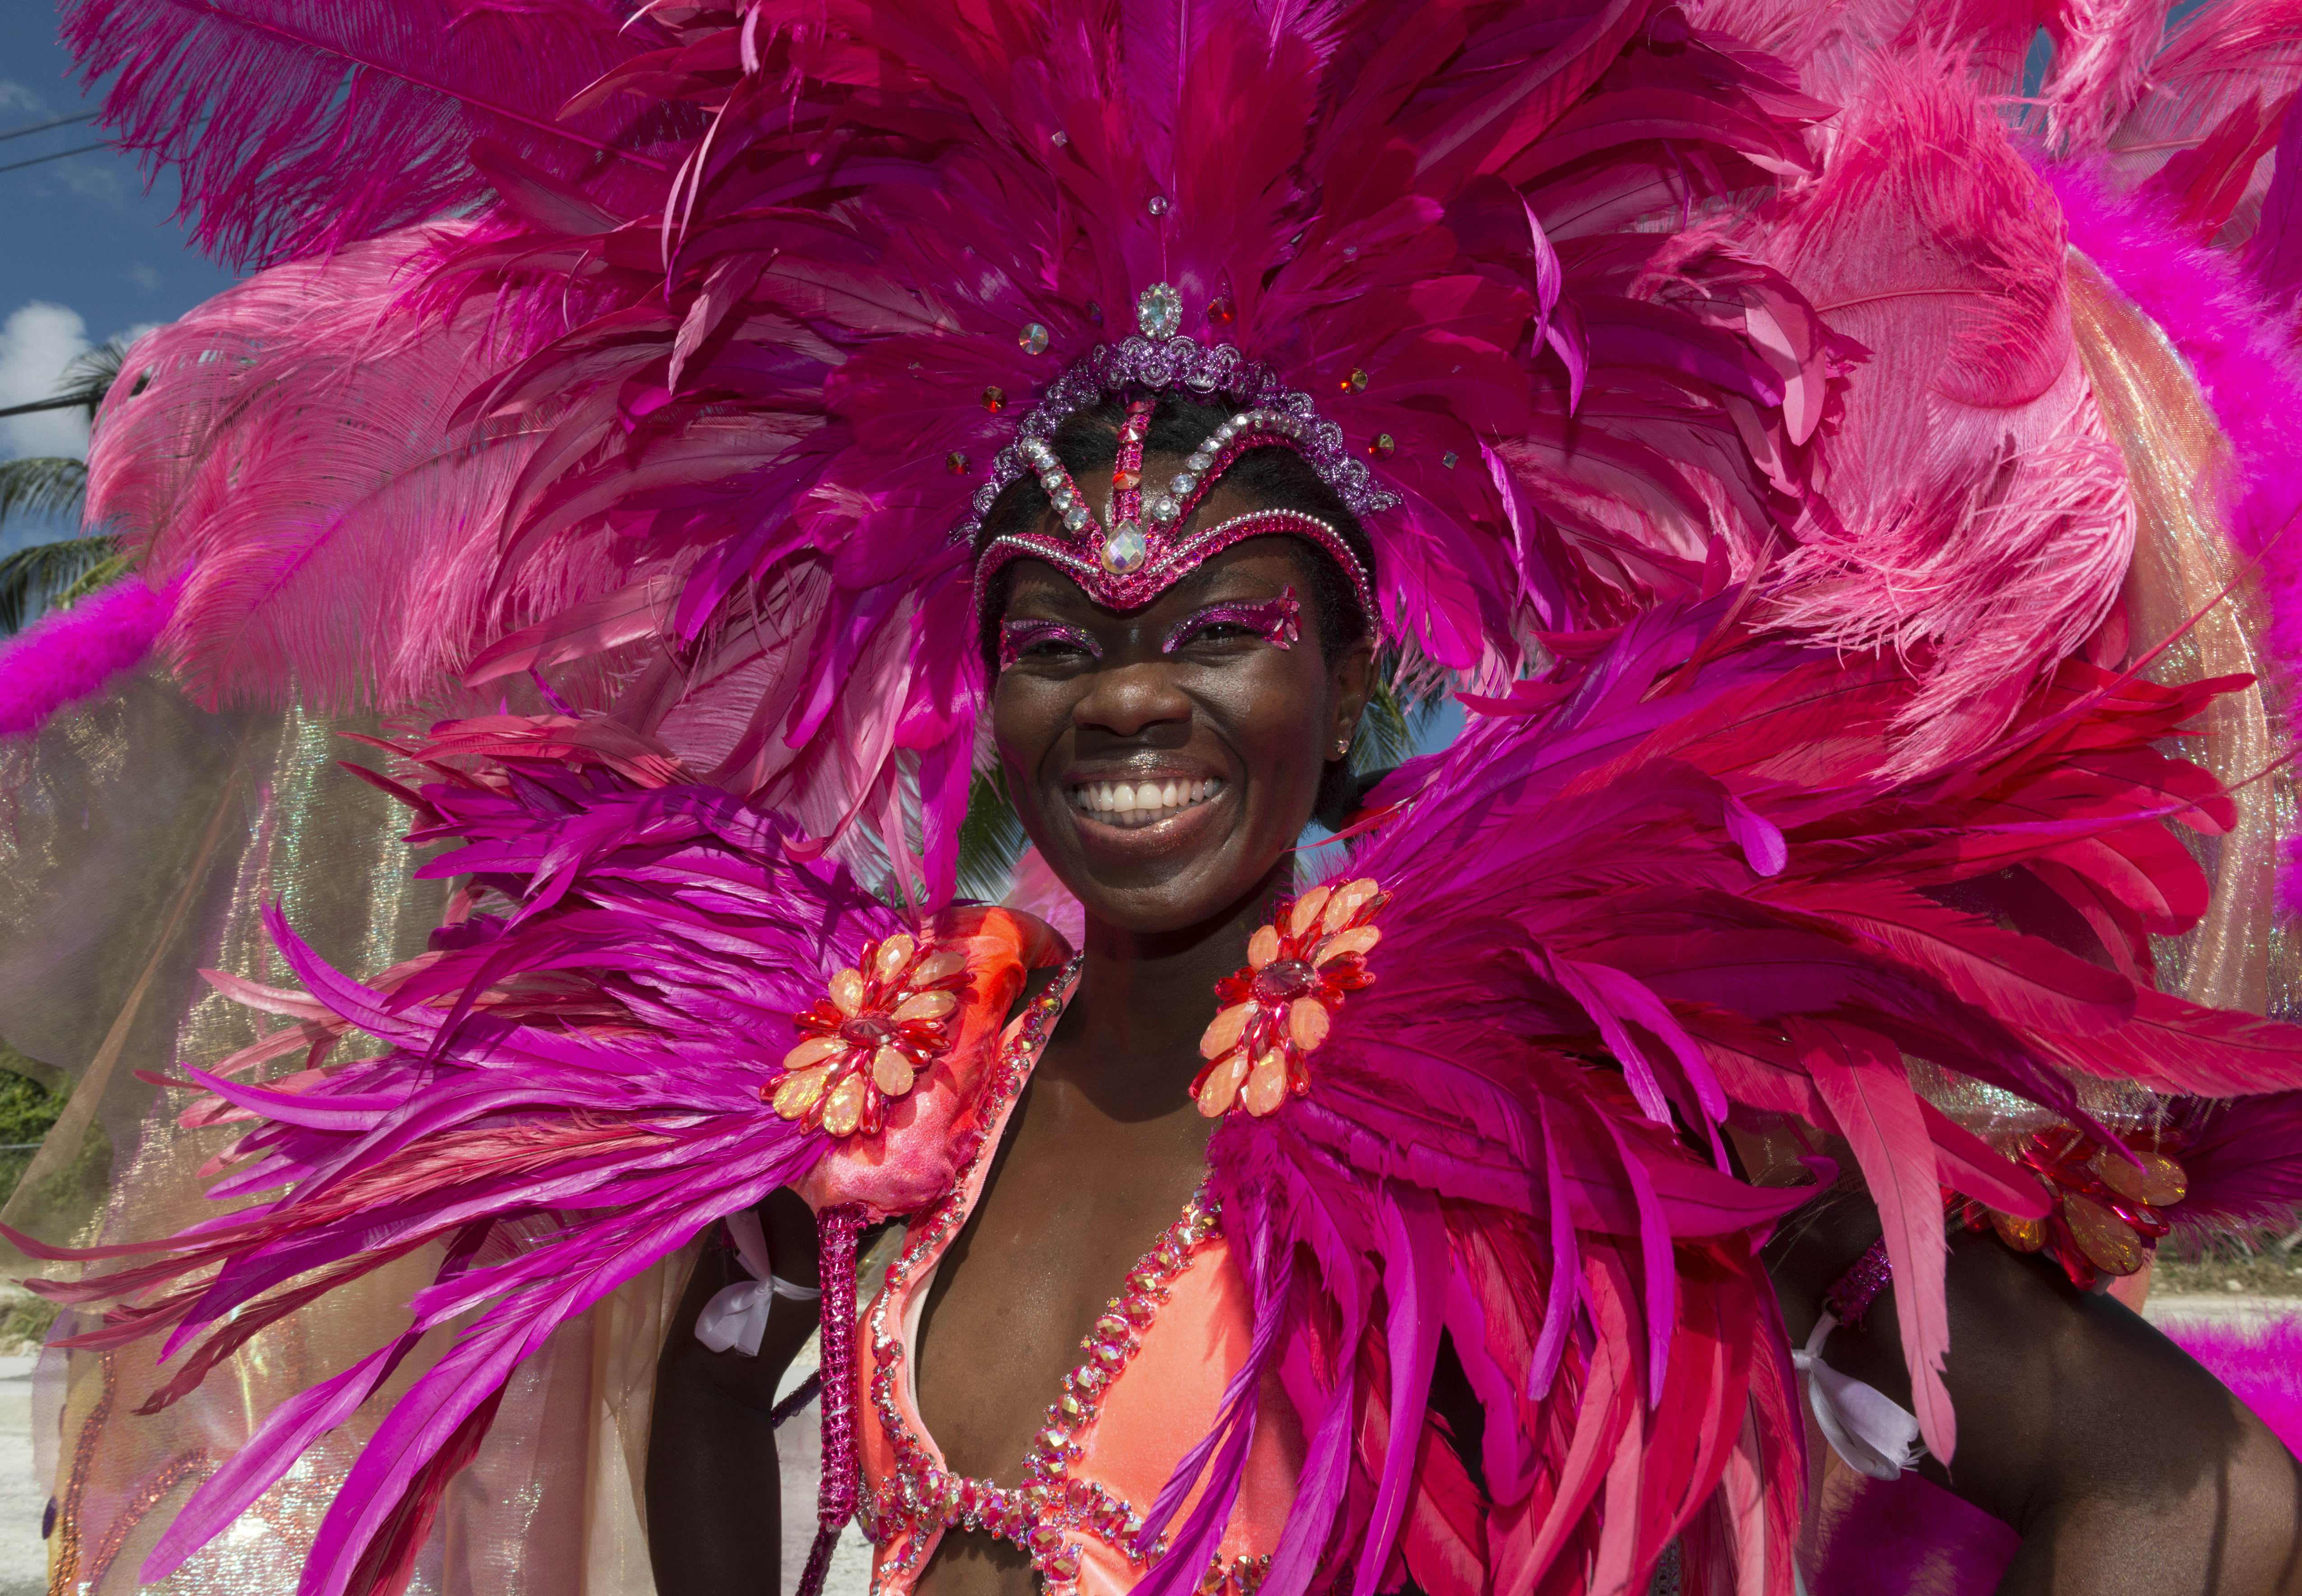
[1072,660,1192,740]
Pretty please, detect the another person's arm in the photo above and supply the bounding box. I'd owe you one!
[1769,1196,2302,1595]
[646,1187,824,1596]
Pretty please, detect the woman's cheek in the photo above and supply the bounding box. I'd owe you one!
[1216,662,1328,830]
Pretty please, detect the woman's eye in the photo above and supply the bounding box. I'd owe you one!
[1000,623,1102,671]
[1178,622,1258,647]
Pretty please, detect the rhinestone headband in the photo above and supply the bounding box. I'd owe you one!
[972,405,1382,619]
[963,283,1398,628]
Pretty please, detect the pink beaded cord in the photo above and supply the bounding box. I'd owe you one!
[1821,1235,1892,1329]
[800,1201,868,1596]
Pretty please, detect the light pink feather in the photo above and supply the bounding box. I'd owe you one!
[1752,56,2134,773]
[1793,1018,1956,1462]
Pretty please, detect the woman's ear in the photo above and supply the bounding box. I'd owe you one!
[1330,635,1376,760]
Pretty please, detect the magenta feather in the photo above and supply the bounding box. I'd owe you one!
[63,0,683,266]
[0,576,173,739]
[2167,1091,2302,1230]
[2162,1314,2302,1460]
[2042,163,2302,713]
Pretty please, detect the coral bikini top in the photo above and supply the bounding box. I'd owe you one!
[856,984,1299,1596]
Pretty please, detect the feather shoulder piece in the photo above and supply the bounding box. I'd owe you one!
[1138,598,2302,1596]
[5,714,1066,1596]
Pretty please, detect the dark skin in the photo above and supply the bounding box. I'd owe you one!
[646,471,2302,1594]
[1750,1149,2302,1596]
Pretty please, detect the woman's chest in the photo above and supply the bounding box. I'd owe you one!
[862,1176,1295,1596]
[909,1132,1211,1481]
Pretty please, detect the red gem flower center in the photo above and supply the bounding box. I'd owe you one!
[1251,960,1314,1003]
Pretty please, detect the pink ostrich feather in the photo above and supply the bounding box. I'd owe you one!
[1754,57,2135,775]
[0,576,174,739]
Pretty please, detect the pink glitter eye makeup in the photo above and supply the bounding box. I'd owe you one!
[998,618,1104,672]
[1159,588,1302,655]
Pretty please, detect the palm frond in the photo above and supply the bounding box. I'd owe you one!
[0,534,124,634]
[56,544,135,607]
[956,768,1027,902]
[55,339,133,424]
[0,457,88,527]
[1350,653,1452,776]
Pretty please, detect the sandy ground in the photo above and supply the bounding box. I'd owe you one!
[0,1298,2278,1595]
[0,1355,42,1596]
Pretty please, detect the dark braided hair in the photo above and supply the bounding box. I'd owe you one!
[972,392,1381,828]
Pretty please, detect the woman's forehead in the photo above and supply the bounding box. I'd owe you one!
[1003,538,1311,615]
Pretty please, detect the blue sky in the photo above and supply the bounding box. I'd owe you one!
[0,4,240,551]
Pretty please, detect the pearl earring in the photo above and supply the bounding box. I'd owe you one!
[1332,738,1350,758]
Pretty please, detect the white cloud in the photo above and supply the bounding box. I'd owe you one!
[0,302,94,462]
[48,159,125,205]
[122,263,161,293]
[0,82,47,117]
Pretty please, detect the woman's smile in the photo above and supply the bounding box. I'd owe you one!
[1060,761,1234,866]
[1065,771,1227,829]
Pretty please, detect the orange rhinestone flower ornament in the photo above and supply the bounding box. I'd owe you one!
[1955,1125,2188,1287]
[767,933,972,1138]
[1193,877,1385,1118]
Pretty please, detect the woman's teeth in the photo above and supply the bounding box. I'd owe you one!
[1072,776,1223,828]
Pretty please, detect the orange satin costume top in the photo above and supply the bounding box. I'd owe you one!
[857,1002,1300,1596]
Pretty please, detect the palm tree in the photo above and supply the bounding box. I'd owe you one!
[0,339,135,633]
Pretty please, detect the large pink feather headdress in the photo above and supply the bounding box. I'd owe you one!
[69,0,1848,900]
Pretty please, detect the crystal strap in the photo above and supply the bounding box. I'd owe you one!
[798,1202,868,1596]
[1820,1235,1891,1328]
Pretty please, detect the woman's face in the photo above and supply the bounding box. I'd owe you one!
[990,476,1374,937]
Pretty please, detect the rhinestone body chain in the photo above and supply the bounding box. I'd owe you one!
[859,958,1269,1596]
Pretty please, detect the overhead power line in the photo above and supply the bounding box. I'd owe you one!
[0,111,98,144]
[0,142,109,176]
